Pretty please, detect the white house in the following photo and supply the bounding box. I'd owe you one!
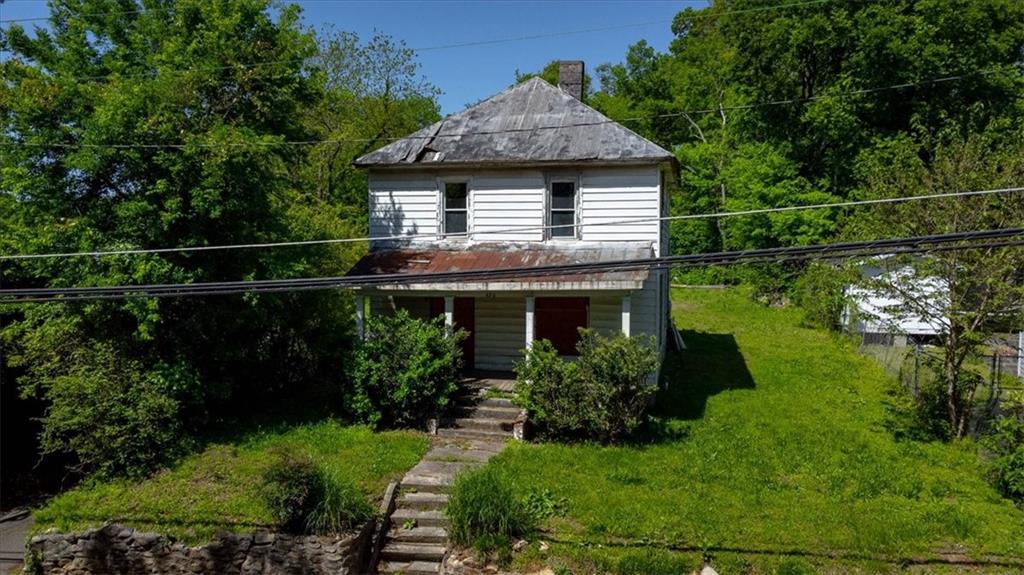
[843,262,949,346]
[347,62,675,372]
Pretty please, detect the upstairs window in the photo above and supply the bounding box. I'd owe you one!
[549,180,577,238]
[443,182,468,237]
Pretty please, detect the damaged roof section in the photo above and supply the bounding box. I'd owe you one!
[353,78,674,168]
[347,242,653,291]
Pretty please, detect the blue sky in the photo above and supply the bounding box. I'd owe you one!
[0,0,704,114]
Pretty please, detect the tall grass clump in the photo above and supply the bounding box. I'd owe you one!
[262,449,373,534]
[446,465,536,547]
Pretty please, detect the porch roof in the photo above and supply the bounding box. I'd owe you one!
[346,242,652,291]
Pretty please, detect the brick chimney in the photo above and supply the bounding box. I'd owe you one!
[558,60,584,101]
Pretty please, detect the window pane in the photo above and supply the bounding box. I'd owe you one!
[445,182,467,209]
[550,210,575,237]
[551,181,575,209]
[445,211,467,234]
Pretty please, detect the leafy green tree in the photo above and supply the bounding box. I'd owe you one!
[0,0,413,476]
[850,124,1024,438]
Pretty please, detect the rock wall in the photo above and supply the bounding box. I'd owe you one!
[27,522,373,575]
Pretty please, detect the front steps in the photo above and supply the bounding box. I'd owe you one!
[376,377,518,575]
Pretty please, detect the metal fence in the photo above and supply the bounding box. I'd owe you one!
[858,333,1023,437]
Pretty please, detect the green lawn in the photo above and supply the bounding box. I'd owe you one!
[500,288,1024,574]
[33,421,428,543]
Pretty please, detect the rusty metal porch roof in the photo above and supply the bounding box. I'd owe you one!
[347,242,653,291]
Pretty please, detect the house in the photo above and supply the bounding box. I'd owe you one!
[843,261,948,346]
[347,61,675,373]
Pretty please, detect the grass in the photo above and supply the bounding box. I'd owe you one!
[495,288,1024,573]
[32,421,428,543]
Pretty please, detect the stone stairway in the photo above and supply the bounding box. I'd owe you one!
[377,376,518,575]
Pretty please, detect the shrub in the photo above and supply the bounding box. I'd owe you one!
[262,450,323,533]
[791,262,853,330]
[20,342,196,478]
[514,329,658,443]
[512,339,592,439]
[446,465,536,547]
[346,309,466,429]
[984,416,1024,501]
[576,330,659,443]
[262,449,373,534]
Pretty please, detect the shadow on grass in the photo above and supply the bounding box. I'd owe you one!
[638,331,755,443]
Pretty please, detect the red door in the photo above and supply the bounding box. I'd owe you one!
[430,297,475,369]
[534,297,589,356]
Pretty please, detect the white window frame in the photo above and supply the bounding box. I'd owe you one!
[545,173,580,241]
[438,177,471,239]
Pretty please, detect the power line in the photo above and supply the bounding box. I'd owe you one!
[2,67,1009,149]
[2,185,1021,261]
[2,228,1021,302]
[0,0,824,80]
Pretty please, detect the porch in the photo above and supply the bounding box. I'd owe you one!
[355,292,637,371]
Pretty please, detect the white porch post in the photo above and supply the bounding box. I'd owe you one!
[355,295,365,340]
[525,296,535,349]
[444,296,454,336]
[621,294,632,337]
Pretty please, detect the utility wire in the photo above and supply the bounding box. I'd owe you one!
[2,67,1009,149]
[3,185,1021,262]
[3,228,1021,302]
[1,0,826,79]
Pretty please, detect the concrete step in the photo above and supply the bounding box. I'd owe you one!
[408,460,473,476]
[402,474,454,494]
[399,491,449,510]
[378,560,441,575]
[423,447,497,463]
[390,525,448,544]
[380,543,446,563]
[391,508,449,528]
[436,427,511,442]
[455,395,516,409]
[451,417,514,433]
[457,405,521,420]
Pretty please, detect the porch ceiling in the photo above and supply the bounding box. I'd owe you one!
[346,242,652,291]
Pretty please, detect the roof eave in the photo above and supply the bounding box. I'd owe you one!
[353,156,676,171]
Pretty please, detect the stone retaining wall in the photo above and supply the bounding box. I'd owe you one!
[27,522,373,575]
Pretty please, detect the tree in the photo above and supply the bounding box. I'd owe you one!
[585,0,1024,270]
[302,29,439,210]
[851,125,1024,439]
[1,0,348,476]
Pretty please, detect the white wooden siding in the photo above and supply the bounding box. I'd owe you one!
[475,296,526,370]
[471,172,544,242]
[590,295,621,336]
[368,172,438,244]
[368,166,661,247]
[579,167,661,249]
[631,273,660,341]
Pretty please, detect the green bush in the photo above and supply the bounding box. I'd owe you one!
[18,342,196,478]
[446,465,536,547]
[262,449,372,534]
[791,262,853,330]
[514,329,658,443]
[512,339,591,439]
[346,309,465,429]
[262,450,323,533]
[984,416,1024,501]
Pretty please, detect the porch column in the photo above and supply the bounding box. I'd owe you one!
[355,295,365,340]
[525,296,535,349]
[621,294,632,337]
[444,296,454,336]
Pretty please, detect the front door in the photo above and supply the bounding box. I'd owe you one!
[430,297,475,369]
[534,297,589,356]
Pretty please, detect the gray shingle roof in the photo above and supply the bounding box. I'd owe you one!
[353,77,674,168]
